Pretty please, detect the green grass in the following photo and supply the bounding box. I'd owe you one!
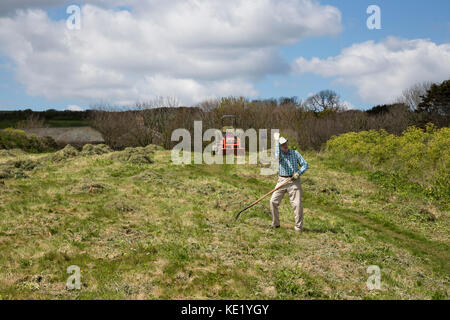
[0,148,448,299]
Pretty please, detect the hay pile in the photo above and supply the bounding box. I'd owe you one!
[44,143,112,162]
[133,169,163,182]
[0,143,161,181]
[0,166,29,179]
[106,199,136,212]
[0,158,40,179]
[0,149,26,157]
[109,146,155,164]
[81,144,113,156]
[0,168,13,179]
[142,144,164,152]
[49,144,79,162]
[71,181,108,194]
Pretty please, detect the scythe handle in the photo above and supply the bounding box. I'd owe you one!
[234,177,294,221]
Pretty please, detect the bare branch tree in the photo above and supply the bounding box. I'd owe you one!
[397,81,432,110]
[305,90,342,112]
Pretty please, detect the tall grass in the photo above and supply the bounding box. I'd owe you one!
[326,123,450,201]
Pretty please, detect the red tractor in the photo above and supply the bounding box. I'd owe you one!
[213,115,245,156]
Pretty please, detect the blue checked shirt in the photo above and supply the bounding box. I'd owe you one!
[275,142,309,177]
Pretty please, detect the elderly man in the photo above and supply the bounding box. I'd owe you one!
[270,133,309,232]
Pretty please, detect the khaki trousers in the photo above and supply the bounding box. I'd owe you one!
[269,177,303,230]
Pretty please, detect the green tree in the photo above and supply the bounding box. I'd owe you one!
[418,80,450,123]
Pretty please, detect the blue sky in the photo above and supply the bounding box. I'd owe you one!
[256,0,450,109]
[0,0,449,111]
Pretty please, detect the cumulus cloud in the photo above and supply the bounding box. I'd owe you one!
[292,37,450,104]
[66,105,84,111]
[0,0,342,105]
[341,101,356,110]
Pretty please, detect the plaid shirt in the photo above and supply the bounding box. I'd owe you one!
[275,142,309,177]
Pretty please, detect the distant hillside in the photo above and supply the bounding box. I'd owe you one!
[0,109,91,129]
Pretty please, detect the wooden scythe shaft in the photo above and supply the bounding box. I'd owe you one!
[234,177,294,221]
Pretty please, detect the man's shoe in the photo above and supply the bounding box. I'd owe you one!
[294,227,303,233]
[269,225,280,229]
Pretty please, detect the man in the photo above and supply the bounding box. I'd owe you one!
[270,133,309,232]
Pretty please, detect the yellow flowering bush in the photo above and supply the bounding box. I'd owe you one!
[0,128,56,153]
[326,124,450,200]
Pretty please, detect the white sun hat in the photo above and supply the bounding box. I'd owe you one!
[279,137,288,145]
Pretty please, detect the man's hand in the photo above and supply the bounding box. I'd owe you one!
[274,132,280,141]
[293,172,300,180]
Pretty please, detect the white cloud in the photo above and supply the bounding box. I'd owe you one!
[66,105,83,111]
[341,101,356,110]
[0,0,342,106]
[293,37,450,104]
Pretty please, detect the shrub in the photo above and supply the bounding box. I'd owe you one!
[0,128,56,153]
[326,124,450,201]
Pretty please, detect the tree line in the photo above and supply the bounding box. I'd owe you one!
[2,79,448,151]
[89,80,449,150]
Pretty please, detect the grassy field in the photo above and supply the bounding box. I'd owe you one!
[0,146,448,299]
